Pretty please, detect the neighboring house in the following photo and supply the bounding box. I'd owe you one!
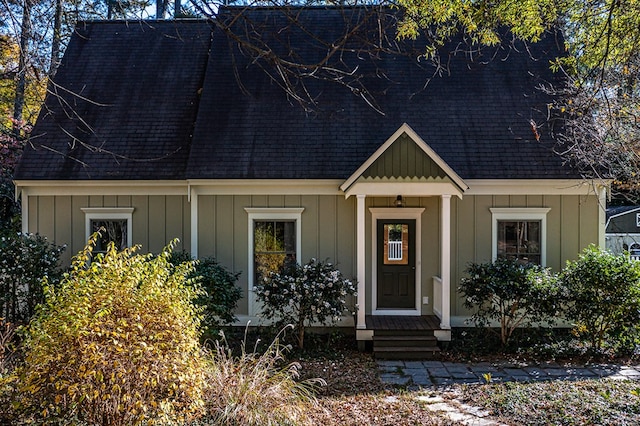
[15,7,607,354]
[605,206,640,259]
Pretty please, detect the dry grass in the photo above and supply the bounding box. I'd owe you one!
[201,328,322,426]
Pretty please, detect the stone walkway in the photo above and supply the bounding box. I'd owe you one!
[378,359,640,388]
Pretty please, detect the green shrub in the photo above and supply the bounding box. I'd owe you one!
[255,258,356,349]
[201,327,320,426]
[170,252,242,334]
[0,232,65,324]
[459,258,561,346]
[18,235,208,425]
[560,245,640,351]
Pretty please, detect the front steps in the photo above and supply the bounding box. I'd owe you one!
[364,315,443,360]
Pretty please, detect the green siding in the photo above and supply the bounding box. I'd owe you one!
[25,190,601,324]
[362,134,447,179]
[450,193,602,318]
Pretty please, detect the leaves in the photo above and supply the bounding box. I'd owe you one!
[17,236,208,425]
[459,258,561,346]
[560,245,640,351]
[255,258,356,349]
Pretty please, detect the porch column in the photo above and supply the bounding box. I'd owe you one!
[190,186,198,259]
[356,194,366,329]
[440,194,451,330]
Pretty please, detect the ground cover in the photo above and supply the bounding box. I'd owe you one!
[289,331,640,426]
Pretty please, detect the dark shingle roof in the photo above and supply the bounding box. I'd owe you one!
[16,20,213,180]
[17,7,578,182]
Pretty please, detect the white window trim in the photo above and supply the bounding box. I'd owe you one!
[244,207,304,316]
[81,207,134,248]
[490,208,550,266]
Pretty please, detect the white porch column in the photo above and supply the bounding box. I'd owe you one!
[190,186,198,259]
[440,194,451,330]
[20,189,28,234]
[356,194,366,329]
[598,185,607,248]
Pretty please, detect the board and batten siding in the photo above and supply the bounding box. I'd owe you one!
[26,195,190,265]
[450,193,601,320]
[197,195,357,316]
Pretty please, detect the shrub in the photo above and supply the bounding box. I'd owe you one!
[0,232,65,324]
[255,258,356,349]
[560,245,640,351]
[18,235,208,425]
[170,252,242,334]
[459,258,561,346]
[202,327,320,426]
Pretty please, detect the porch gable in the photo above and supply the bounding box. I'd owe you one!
[340,123,468,198]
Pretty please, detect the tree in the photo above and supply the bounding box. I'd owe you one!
[459,258,561,346]
[255,258,356,350]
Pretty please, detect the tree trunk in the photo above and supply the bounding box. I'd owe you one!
[13,0,32,133]
[49,0,63,78]
[157,0,167,19]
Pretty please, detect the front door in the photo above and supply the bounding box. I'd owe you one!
[377,219,416,309]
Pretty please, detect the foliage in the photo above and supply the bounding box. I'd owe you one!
[0,232,65,324]
[255,258,356,349]
[560,245,640,351]
[170,251,243,334]
[17,235,208,425]
[463,379,640,426]
[459,258,562,346]
[0,119,29,231]
[200,326,320,426]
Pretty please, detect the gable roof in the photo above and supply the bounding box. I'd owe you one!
[16,6,579,183]
[340,123,468,197]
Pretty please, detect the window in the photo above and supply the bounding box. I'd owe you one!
[490,208,550,266]
[254,220,296,281]
[245,208,303,315]
[496,220,541,264]
[384,223,408,264]
[81,208,134,254]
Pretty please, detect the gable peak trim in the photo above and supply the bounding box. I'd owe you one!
[340,123,468,195]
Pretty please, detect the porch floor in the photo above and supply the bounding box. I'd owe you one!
[365,314,441,331]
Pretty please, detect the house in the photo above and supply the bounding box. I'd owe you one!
[15,7,606,354]
[605,206,640,259]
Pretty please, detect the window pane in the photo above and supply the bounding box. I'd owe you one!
[497,220,541,264]
[91,219,127,252]
[383,223,408,265]
[254,220,296,283]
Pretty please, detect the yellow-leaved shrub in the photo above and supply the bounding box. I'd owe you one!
[18,235,207,425]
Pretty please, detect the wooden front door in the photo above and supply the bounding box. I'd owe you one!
[377,219,416,309]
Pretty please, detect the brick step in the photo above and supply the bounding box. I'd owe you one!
[373,346,441,360]
[373,335,438,348]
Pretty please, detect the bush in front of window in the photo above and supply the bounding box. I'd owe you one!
[17,236,208,425]
[0,232,65,324]
[255,258,356,350]
[460,258,562,347]
[170,252,242,336]
[560,245,640,353]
